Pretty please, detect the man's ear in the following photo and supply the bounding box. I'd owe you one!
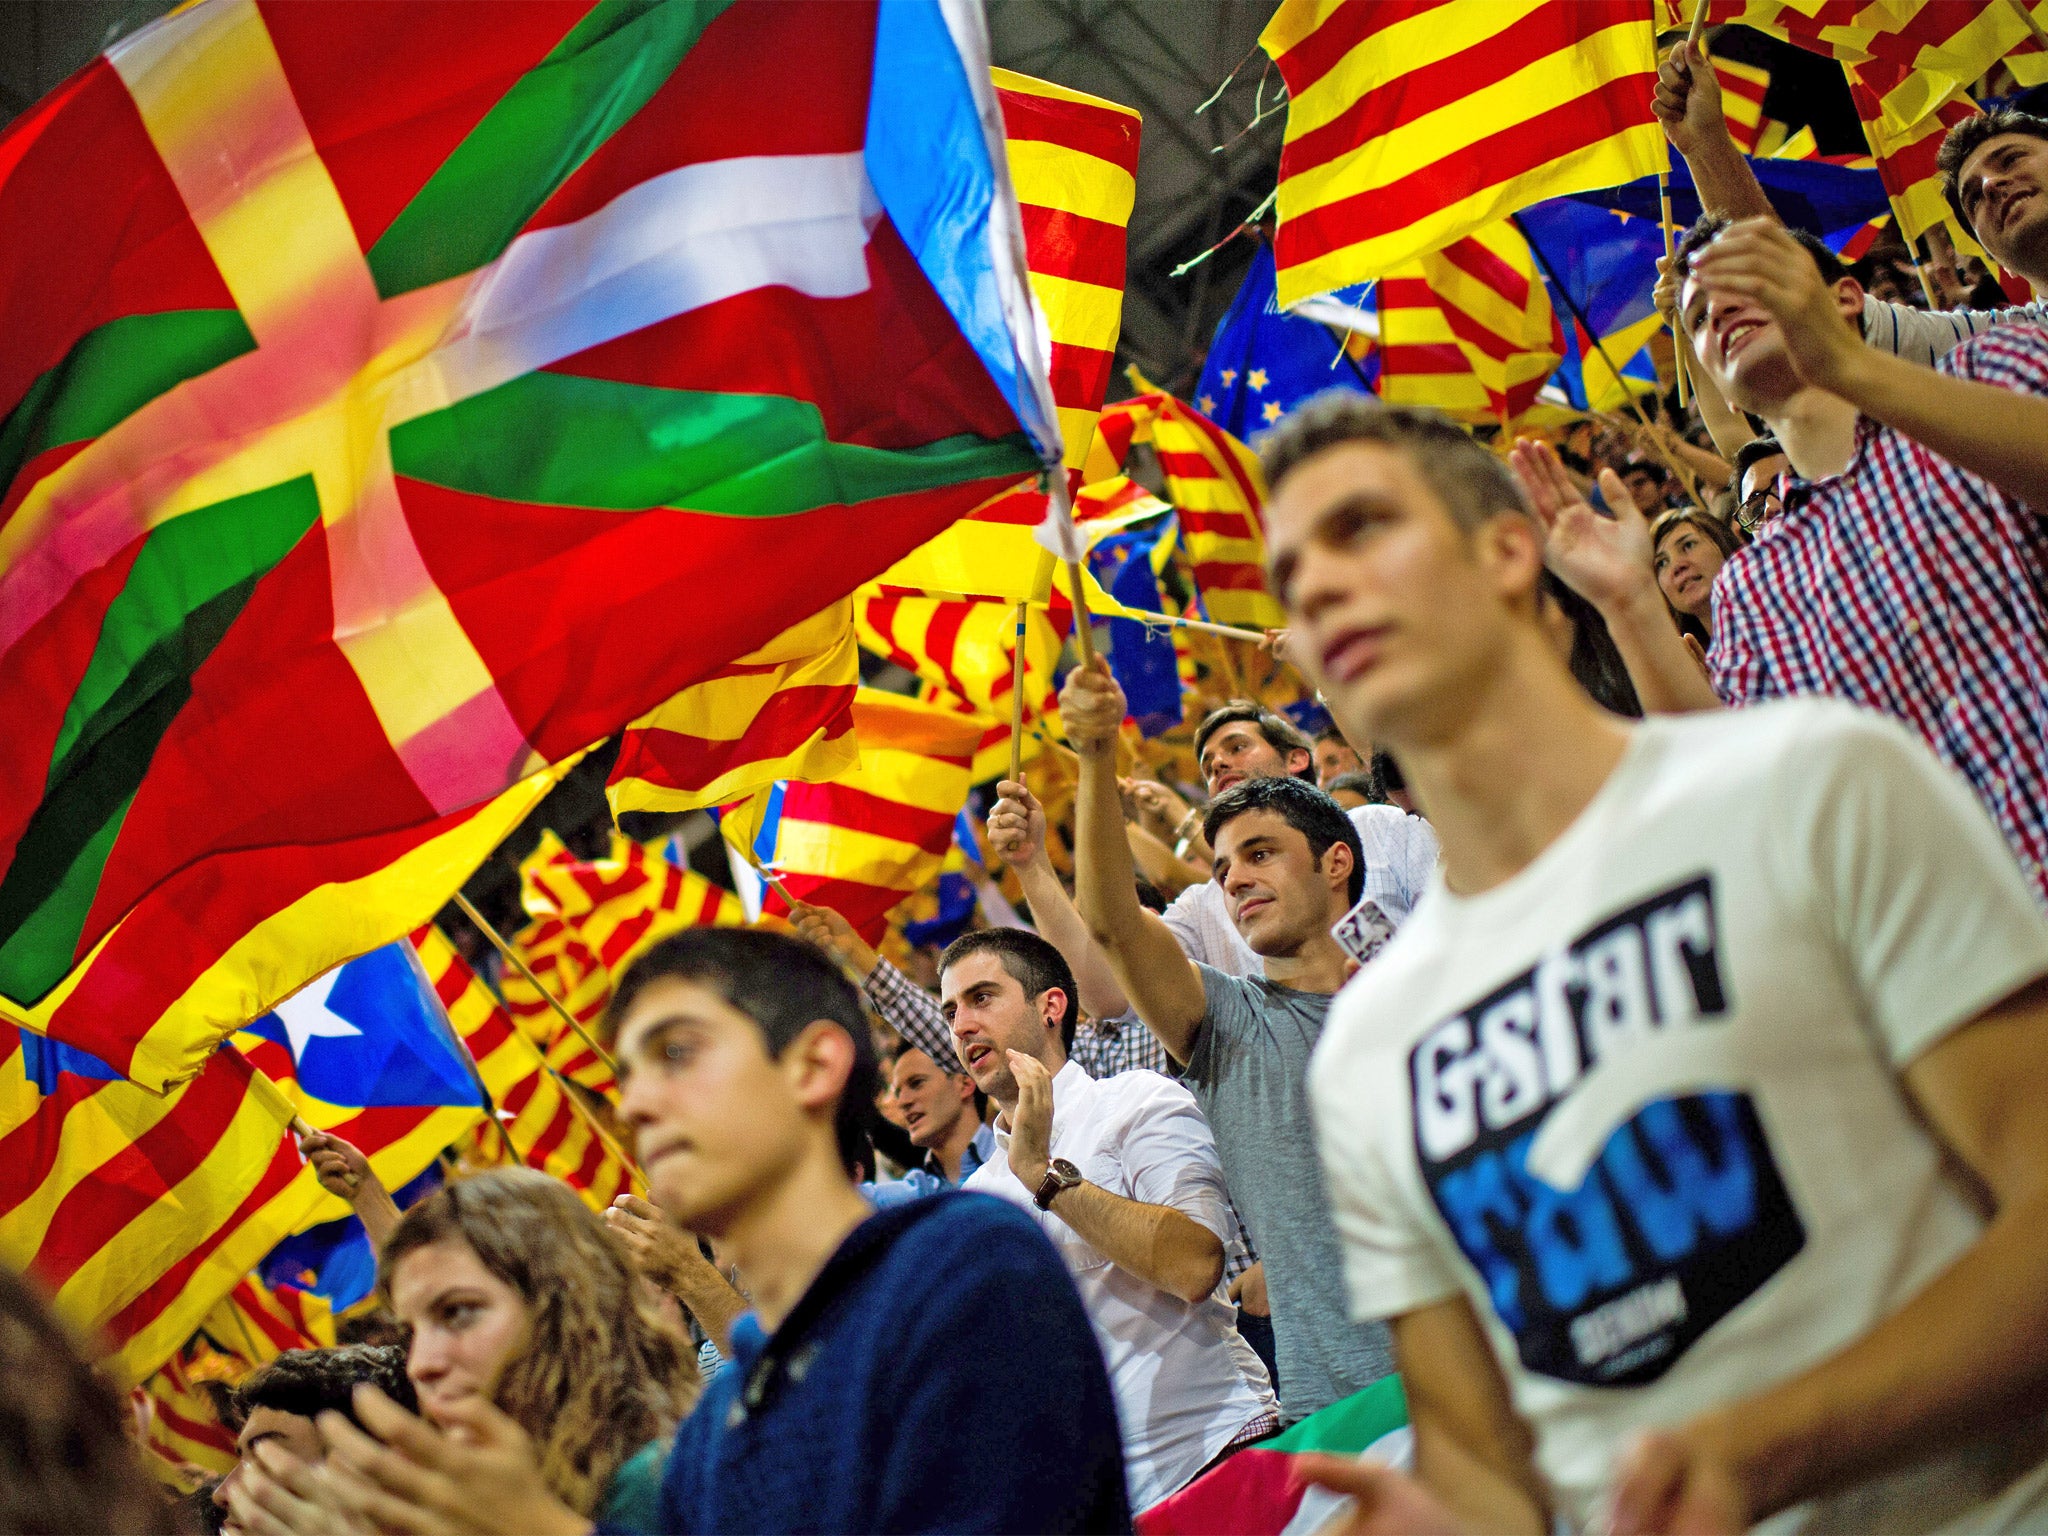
[1284,746,1314,778]
[1479,509,1547,608]
[786,1019,856,1118]
[1038,986,1070,1041]
[1318,838,1357,903]
[1832,274,1867,327]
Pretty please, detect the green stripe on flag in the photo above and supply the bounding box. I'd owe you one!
[0,310,255,494]
[1266,1375,1409,1455]
[389,372,1041,514]
[367,0,736,299]
[0,476,321,1005]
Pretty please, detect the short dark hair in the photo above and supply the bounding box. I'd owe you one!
[1312,723,1352,748]
[610,927,879,1176]
[1370,749,1405,794]
[233,1345,416,1432]
[1193,701,1316,782]
[937,928,1079,1052]
[1939,108,2048,234]
[1326,768,1382,804]
[1675,214,1849,288]
[1259,393,1537,537]
[1201,776,1365,906]
[1733,434,1785,488]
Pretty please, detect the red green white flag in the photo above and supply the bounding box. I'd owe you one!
[0,0,1059,1088]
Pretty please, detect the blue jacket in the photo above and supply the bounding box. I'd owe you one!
[627,1193,1128,1534]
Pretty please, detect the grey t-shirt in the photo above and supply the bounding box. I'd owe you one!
[1184,965,1395,1419]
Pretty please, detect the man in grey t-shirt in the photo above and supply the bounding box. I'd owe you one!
[1063,655,1393,1420]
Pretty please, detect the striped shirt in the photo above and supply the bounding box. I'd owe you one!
[1861,292,2048,368]
[1707,326,2048,902]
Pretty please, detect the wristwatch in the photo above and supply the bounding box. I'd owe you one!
[1033,1157,1084,1211]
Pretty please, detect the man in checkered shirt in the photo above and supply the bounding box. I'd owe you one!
[1536,214,2048,905]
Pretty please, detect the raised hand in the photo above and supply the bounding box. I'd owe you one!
[986,780,1048,869]
[299,1130,374,1204]
[1652,39,1729,160]
[1121,778,1192,843]
[786,900,879,980]
[1508,438,1657,613]
[604,1193,697,1294]
[1058,656,1126,757]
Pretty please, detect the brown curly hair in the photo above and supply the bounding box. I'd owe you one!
[379,1169,693,1514]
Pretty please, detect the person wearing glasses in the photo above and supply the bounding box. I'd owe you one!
[1731,435,1789,535]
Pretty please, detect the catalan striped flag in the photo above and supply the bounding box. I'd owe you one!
[856,591,1066,725]
[723,691,986,942]
[607,601,859,818]
[877,68,1141,606]
[1666,2,2047,132]
[0,1024,322,1384]
[227,943,487,1227]
[1849,61,1984,250]
[0,0,1057,1092]
[1380,222,1565,427]
[1259,0,1666,304]
[414,925,637,1211]
[1089,392,1285,630]
[521,832,745,984]
[142,1346,243,1478]
[1717,56,1773,154]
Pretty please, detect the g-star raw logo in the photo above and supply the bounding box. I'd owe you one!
[1409,876,1804,1387]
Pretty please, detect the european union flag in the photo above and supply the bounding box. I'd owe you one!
[1570,156,1890,243]
[1196,243,1377,439]
[1091,519,1184,738]
[240,944,482,1112]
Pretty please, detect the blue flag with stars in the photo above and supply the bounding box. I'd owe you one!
[1196,243,1377,439]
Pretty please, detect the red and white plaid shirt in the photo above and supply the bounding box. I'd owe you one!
[1709,326,2048,904]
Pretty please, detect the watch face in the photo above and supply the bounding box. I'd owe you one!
[1052,1158,1081,1183]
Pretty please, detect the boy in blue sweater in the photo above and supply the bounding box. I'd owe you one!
[297,928,1129,1535]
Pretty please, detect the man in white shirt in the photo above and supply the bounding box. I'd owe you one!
[941,928,1278,1511]
[1147,700,1437,976]
[1261,391,2048,1535]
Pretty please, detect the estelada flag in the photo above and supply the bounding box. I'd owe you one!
[0,0,1058,1090]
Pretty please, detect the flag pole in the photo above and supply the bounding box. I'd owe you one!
[1046,469,1099,666]
[452,891,620,1078]
[1513,215,1708,514]
[1658,171,1690,409]
[1007,601,1028,784]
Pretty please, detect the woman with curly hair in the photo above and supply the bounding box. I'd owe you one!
[376,1168,692,1530]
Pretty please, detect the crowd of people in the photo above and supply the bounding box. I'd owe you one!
[11,36,2048,1536]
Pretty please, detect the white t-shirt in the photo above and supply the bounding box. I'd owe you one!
[1163,802,1439,978]
[1310,700,2048,1533]
[967,1062,1277,1511]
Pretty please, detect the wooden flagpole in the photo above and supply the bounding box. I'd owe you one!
[1007,601,1028,784]
[452,891,619,1077]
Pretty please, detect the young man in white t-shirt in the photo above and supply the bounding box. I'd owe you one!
[1260,394,2048,1534]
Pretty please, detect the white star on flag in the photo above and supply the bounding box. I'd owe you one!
[271,968,363,1060]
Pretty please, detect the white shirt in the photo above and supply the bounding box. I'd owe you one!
[965,1061,1277,1510]
[1311,700,2048,1533]
[1163,802,1439,978]
[1861,291,2048,368]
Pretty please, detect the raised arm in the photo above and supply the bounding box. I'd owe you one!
[1508,440,1725,714]
[985,779,1130,1021]
[300,1130,403,1250]
[604,1193,746,1353]
[1062,658,1209,1063]
[1653,39,1775,223]
[1693,219,2048,511]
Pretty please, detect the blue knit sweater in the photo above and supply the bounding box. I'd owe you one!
[618,1192,1129,1534]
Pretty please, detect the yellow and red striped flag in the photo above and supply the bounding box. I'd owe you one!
[855,591,1066,725]
[414,925,637,1212]
[1716,56,1773,153]
[607,601,858,818]
[1260,0,1666,304]
[1667,2,2047,134]
[724,691,986,943]
[0,1023,323,1385]
[878,68,1140,605]
[1380,222,1565,428]
[1850,61,1983,250]
[1088,392,1285,630]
